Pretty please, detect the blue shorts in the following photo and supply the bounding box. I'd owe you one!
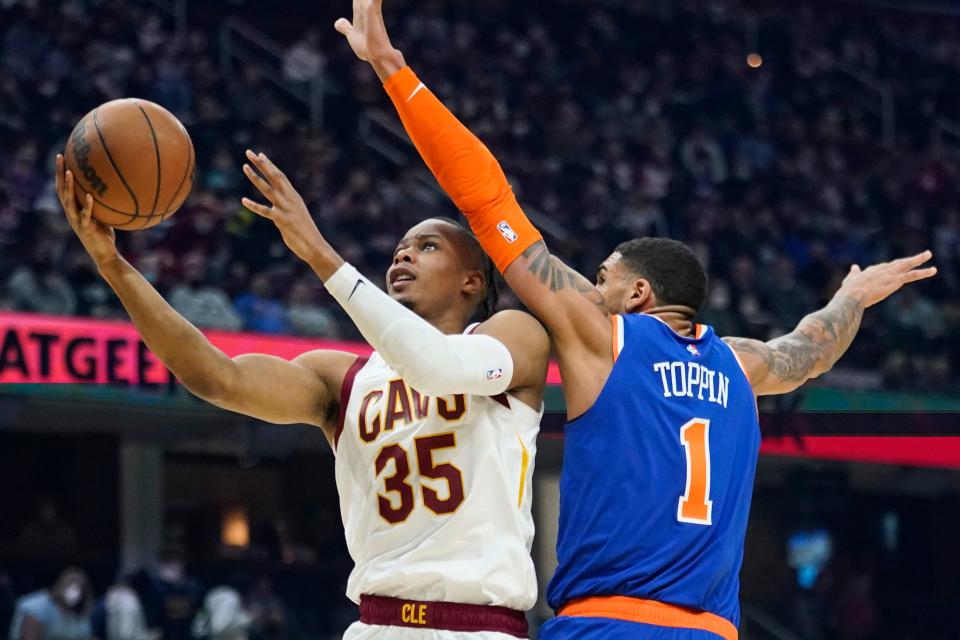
[539,616,728,639]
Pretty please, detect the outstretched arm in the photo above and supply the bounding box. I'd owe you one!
[334,0,610,358]
[725,252,937,396]
[54,155,352,437]
[239,152,549,404]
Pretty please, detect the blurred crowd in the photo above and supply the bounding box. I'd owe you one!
[1,0,959,391]
[1,496,352,640]
[2,557,294,640]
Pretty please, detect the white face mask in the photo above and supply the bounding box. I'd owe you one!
[62,583,82,607]
[158,563,184,583]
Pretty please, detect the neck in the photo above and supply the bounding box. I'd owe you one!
[644,305,697,337]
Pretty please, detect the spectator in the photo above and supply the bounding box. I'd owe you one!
[149,53,192,121]
[282,29,324,84]
[762,257,815,333]
[680,127,728,186]
[192,586,251,640]
[168,252,243,331]
[8,567,94,640]
[5,143,43,212]
[15,497,78,559]
[6,260,77,317]
[233,274,290,335]
[203,148,242,194]
[698,279,743,338]
[245,578,287,640]
[285,278,337,338]
[90,576,160,640]
[143,546,202,640]
[883,287,946,346]
[0,0,957,390]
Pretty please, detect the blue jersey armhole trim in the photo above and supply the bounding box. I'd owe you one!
[565,315,635,430]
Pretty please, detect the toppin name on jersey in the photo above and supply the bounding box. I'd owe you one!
[653,361,730,408]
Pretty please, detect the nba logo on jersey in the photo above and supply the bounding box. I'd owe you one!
[497,221,519,243]
[687,344,701,357]
[486,368,503,380]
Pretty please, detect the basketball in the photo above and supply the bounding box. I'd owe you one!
[64,98,195,230]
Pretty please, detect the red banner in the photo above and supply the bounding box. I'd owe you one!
[0,311,563,385]
[0,311,373,385]
[760,436,960,469]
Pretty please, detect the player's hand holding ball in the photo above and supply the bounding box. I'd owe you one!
[55,153,118,269]
[241,150,331,268]
[63,99,194,230]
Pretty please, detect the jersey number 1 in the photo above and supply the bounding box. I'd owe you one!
[678,418,713,525]
[375,433,465,524]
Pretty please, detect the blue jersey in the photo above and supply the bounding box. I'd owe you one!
[546,314,760,627]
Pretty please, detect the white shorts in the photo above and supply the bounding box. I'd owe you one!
[343,621,524,640]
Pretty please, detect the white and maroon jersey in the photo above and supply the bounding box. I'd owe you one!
[333,351,541,611]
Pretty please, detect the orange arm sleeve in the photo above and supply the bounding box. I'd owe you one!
[383,66,542,273]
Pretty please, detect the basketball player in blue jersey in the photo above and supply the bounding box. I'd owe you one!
[335,1,939,637]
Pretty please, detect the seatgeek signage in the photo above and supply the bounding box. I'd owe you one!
[0,311,374,386]
[0,312,563,387]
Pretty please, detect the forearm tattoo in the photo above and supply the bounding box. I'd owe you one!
[728,295,864,383]
[520,242,606,309]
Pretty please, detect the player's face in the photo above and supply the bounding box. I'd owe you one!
[595,252,652,314]
[386,221,482,317]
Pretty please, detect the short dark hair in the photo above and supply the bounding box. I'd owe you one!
[429,217,500,320]
[615,238,708,314]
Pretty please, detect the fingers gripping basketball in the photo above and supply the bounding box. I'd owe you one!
[65,98,195,230]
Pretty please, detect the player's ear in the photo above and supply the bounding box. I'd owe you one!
[461,270,485,298]
[625,277,654,314]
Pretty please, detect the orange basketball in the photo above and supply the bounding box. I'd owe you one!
[65,98,195,230]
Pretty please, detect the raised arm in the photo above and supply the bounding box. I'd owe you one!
[334,0,610,357]
[55,155,354,438]
[724,252,937,396]
[239,151,549,408]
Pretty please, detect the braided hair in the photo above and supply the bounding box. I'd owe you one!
[429,217,500,321]
[478,250,501,321]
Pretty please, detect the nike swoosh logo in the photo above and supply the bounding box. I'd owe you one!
[407,82,426,102]
[348,279,365,301]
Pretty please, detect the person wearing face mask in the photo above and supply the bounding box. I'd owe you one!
[145,547,202,640]
[8,567,93,640]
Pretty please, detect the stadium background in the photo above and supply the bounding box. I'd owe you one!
[1,0,959,638]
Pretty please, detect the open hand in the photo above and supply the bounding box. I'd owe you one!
[839,251,937,308]
[241,150,333,270]
[335,0,405,79]
[55,154,118,268]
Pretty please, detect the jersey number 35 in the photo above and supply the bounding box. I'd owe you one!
[375,433,464,524]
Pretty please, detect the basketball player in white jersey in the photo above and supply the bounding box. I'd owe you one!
[54,147,549,638]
